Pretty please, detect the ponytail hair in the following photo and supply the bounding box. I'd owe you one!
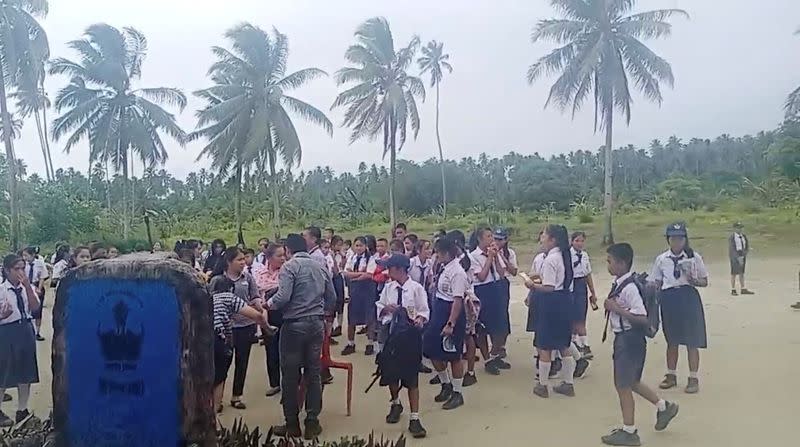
[445,230,471,273]
[546,224,574,289]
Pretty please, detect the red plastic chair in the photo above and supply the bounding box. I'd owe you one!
[297,329,354,416]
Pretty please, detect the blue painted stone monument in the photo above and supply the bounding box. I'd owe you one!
[52,254,215,446]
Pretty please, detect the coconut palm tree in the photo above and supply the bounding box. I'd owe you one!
[0,113,23,140]
[528,0,687,244]
[786,28,800,118]
[0,0,49,250]
[13,67,54,181]
[418,40,452,218]
[333,17,425,229]
[191,24,332,242]
[49,24,187,238]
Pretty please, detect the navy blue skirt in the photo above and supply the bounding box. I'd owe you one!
[347,279,377,326]
[533,289,572,351]
[572,277,589,323]
[423,298,466,362]
[476,280,510,336]
[660,286,707,349]
[526,290,537,333]
[0,321,39,388]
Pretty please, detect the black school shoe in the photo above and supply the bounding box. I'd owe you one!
[434,383,453,403]
[3,393,11,402]
[791,301,800,310]
[655,401,679,431]
[601,428,641,446]
[495,358,511,370]
[731,289,738,296]
[442,391,464,410]
[429,375,441,385]
[484,359,501,375]
[364,345,375,356]
[0,411,13,428]
[331,326,342,337]
[386,403,403,424]
[419,363,433,374]
[574,358,590,378]
[408,419,427,438]
[36,334,45,342]
[304,419,323,440]
[741,289,755,295]
[463,372,478,387]
[15,409,30,424]
[659,374,677,390]
[341,345,356,356]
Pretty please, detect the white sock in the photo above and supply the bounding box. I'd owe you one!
[438,370,451,384]
[410,412,420,421]
[390,398,400,405]
[656,399,667,412]
[688,371,698,379]
[17,384,30,412]
[538,361,551,387]
[622,425,637,434]
[347,340,355,347]
[667,369,677,376]
[579,335,590,347]
[568,344,582,361]
[374,341,382,353]
[574,335,584,348]
[562,357,576,385]
[466,370,475,377]
[452,378,464,393]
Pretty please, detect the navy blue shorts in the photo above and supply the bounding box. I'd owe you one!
[571,277,588,323]
[613,330,647,388]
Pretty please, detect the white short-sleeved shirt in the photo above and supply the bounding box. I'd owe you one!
[502,248,518,278]
[435,258,470,302]
[346,253,377,274]
[308,246,328,270]
[649,250,708,290]
[52,259,69,280]
[530,252,547,275]
[470,248,506,286]
[325,254,335,274]
[610,272,647,333]
[571,247,592,278]
[0,280,33,324]
[541,247,573,291]
[376,279,431,324]
[25,260,48,286]
[409,256,433,286]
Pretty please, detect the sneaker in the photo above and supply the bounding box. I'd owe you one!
[533,384,549,398]
[419,363,432,374]
[574,358,590,379]
[386,403,403,424]
[659,374,677,390]
[429,375,441,385]
[3,393,10,402]
[265,387,281,397]
[434,383,453,403]
[36,334,45,342]
[484,359,501,376]
[685,377,699,394]
[364,345,375,356]
[582,346,594,360]
[553,382,575,397]
[15,409,30,424]
[463,373,478,387]
[601,428,641,446]
[791,301,800,310]
[329,337,339,346]
[303,419,322,440]
[341,345,356,356]
[495,358,511,370]
[741,289,755,295]
[655,401,679,431]
[331,326,342,337]
[442,391,464,410]
[408,419,427,438]
[272,423,302,438]
[731,289,738,296]
[0,411,12,428]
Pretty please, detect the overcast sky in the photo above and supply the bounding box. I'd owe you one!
[11,0,800,180]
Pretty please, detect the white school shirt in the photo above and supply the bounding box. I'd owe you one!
[571,247,592,278]
[541,247,573,291]
[25,260,49,286]
[0,280,33,324]
[610,272,647,333]
[733,233,747,252]
[501,248,518,278]
[649,250,708,290]
[409,256,433,286]
[254,252,268,266]
[530,252,547,275]
[325,253,335,274]
[469,247,506,286]
[435,258,470,302]
[51,259,69,280]
[376,279,431,324]
[346,253,377,274]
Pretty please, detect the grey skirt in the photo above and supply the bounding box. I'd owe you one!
[0,320,40,388]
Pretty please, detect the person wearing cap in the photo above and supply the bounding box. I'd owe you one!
[648,222,709,394]
[728,222,753,296]
[470,226,508,376]
[375,253,429,438]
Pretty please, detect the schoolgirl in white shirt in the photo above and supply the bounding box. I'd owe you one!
[649,222,708,394]
[409,240,433,288]
[0,254,41,427]
[524,224,579,399]
[470,227,508,376]
[493,228,517,362]
[50,245,71,289]
[342,236,378,356]
[570,232,598,359]
[21,247,48,342]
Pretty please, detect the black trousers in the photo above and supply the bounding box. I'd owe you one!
[231,325,256,397]
[265,310,283,388]
[280,317,324,424]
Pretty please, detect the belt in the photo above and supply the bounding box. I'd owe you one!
[282,315,324,324]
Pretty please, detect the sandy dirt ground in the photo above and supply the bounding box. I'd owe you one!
[20,256,800,446]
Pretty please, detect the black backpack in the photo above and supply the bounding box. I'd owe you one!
[603,272,660,341]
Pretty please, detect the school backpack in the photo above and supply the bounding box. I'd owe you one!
[602,272,660,341]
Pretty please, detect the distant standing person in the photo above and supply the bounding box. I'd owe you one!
[729,222,753,296]
[304,226,328,269]
[21,247,48,342]
[394,223,408,241]
[267,234,337,440]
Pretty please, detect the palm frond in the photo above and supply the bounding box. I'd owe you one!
[785,86,800,117]
[549,0,594,21]
[136,87,188,111]
[617,35,674,86]
[281,95,334,136]
[531,19,592,43]
[276,67,328,90]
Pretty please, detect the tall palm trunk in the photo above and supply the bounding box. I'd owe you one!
[388,116,398,230]
[234,156,244,246]
[434,83,447,218]
[33,111,51,181]
[602,98,614,245]
[266,131,281,240]
[0,75,21,250]
[121,153,130,239]
[105,158,111,210]
[42,107,55,180]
